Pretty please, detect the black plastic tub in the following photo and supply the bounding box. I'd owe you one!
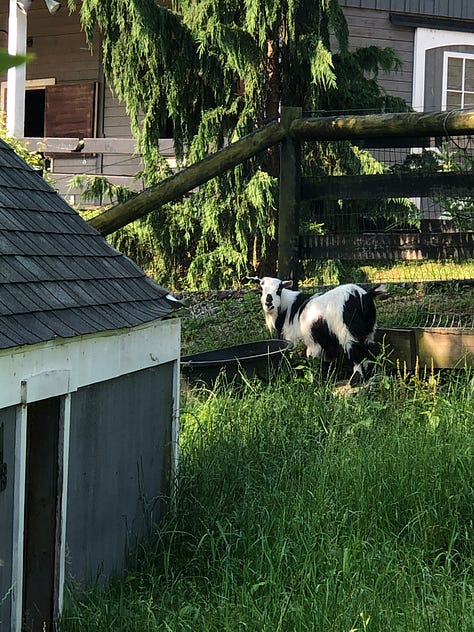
[181,339,291,388]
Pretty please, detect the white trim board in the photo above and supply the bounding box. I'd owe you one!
[413,28,474,111]
[56,394,71,620]
[11,404,27,632]
[0,318,181,409]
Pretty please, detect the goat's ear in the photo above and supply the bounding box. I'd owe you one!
[282,280,294,289]
[243,275,261,284]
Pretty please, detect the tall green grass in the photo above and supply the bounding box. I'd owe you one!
[59,367,474,631]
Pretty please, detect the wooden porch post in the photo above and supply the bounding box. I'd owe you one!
[278,106,302,287]
[7,0,27,138]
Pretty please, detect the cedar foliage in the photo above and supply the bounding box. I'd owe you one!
[68,0,407,290]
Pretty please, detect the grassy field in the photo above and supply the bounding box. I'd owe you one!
[59,362,474,631]
[57,278,474,631]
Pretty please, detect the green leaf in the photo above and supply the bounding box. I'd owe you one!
[0,50,32,74]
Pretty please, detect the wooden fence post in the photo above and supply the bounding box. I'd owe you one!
[278,106,302,287]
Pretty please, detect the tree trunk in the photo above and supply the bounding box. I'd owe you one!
[256,38,282,276]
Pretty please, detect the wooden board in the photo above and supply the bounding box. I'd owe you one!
[375,327,474,370]
[301,172,474,201]
[375,327,416,370]
[415,327,474,369]
[45,82,97,139]
[299,231,474,261]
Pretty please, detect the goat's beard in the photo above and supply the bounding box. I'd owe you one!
[264,309,278,334]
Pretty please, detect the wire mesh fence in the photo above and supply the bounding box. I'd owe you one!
[297,127,474,330]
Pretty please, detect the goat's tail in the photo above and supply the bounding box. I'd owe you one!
[360,283,387,316]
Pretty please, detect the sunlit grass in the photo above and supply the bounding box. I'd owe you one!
[301,259,474,287]
[358,260,474,284]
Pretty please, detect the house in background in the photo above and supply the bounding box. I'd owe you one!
[339,1,474,112]
[0,137,181,631]
[337,1,474,222]
[0,0,175,205]
[1,1,474,207]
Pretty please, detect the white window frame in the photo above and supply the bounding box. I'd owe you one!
[412,28,474,112]
[442,51,474,110]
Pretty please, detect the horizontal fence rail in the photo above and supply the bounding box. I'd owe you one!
[289,109,474,142]
[299,231,474,261]
[301,172,474,200]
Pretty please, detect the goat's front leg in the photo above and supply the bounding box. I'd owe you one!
[346,342,371,385]
[305,341,323,358]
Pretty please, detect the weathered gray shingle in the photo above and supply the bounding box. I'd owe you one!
[0,139,180,350]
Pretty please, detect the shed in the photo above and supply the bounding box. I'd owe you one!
[0,139,181,631]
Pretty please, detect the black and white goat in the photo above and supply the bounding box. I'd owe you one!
[249,276,386,381]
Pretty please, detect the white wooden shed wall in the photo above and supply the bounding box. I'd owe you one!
[0,318,180,631]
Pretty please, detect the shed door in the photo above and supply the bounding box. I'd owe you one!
[22,397,60,632]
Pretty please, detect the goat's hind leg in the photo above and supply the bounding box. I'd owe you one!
[304,343,335,380]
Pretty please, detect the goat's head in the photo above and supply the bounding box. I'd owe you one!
[247,276,293,314]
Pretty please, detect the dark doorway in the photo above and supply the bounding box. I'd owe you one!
[22,397,60,632]
[159,116,174,138]
[24,89,46,137]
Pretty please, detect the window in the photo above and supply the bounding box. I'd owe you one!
[24,89,46,136]
[412,28,474,112]
[1,79,97,138]
[443,52,474,110]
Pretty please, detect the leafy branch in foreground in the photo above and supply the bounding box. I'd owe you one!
[0,49,32,74]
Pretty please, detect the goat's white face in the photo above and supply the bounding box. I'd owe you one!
[258,277,293,314]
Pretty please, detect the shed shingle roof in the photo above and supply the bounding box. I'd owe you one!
[0,139,180,350]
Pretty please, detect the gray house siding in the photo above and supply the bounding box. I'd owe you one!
[0,407,16,632]
[0,5,146,201]
[340,7,414,106]
[339,0,474,19]
[341,3,474,111]
[66,363,175,587]
[101,88,144,186]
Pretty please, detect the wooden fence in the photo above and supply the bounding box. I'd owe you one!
[88,106,474,276]
[87,107,474,369]
[277,106,474,281]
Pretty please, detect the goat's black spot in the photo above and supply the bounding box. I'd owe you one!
[346,341,368,366]
[275,309,287,338]
[343,291,376,340]
[276,282,283,296]
[310,318,341,361]
[289,293,310,324]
